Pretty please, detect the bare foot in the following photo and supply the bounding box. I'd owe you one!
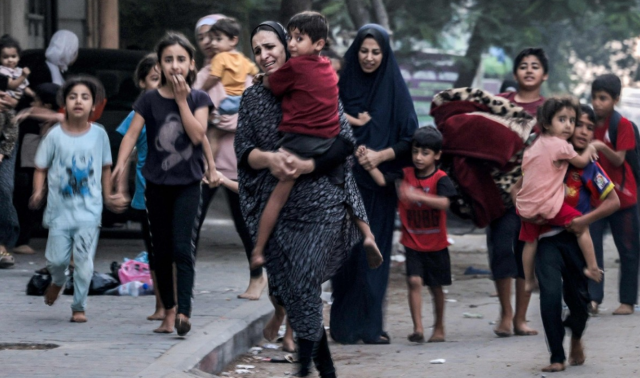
[263,309,285,341]
[493,316,512,337]
[147,308,166,321]
[568,338,585,366]
[363,237,383,269]
[541,363,565,372]
[428,328,445,343]
[153,307,176,333]
[524,278,537,293]
[70,311,87,323]
[588,301,599,316]
[250,249,265,271]
[238,273,267,300]
[282,333,296,352]
[13,245,35,255]
[514,320,538,336]
[44,283,63,306]
[613,303,634,315]
[584,266,603,283]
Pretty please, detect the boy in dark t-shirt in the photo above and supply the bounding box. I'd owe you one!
[252,12,382,271]
[362,127,457,343]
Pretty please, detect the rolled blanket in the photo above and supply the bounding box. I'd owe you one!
[430,87,537,227]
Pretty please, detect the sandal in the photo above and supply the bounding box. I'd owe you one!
[175,315,191,336]
[407,332,425,343]
[364,334,390,345]
[0,248,15,269]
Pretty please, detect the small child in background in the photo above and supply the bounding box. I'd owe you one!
[30,76,126,323]
[360,127,456,343]
[251,11,382,270]
[515,97,602,293]
[200,17,258,158]
[114,53,164,321]
[0,35,35,100]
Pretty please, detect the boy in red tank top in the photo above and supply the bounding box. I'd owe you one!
[359,127,457,343]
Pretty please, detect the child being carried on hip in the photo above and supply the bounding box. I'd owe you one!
[515,96,603,292]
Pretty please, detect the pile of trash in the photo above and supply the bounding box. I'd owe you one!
[26,251,154,297]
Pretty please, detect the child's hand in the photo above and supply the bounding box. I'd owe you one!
[356,145,367,158]
[358,111,371,125]
[29,191,45,210]
[566,215,588,234]
[590,140,606,152]
[22,67,31,77]
[105,193,129,214]
[253,73,264,85]
[586,144,599,162]
[204,168,223,188]
[172,74,190,103]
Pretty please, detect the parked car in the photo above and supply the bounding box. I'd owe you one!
[20,48,149,230]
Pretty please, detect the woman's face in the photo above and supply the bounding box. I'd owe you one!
[252,30,286,76]
[197,25,215,60]
[358,37,383,74]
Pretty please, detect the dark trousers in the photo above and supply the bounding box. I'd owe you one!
[13,167,43,246]
[536,231,590,364]
[589,205,640,305]
[486,206,525,280]
[330,185,396,344]
[145,181,201,316]
[132,208,154,270]
[197,183,262,278]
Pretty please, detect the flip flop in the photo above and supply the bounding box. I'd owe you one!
[175,316,191,336]
[407,332,424,343]
[0,249,15,269]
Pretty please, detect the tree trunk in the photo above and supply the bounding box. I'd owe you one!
[370,0,390,31]
[345,0,371,29]
[279,0,312,25]
[453,19,487,88]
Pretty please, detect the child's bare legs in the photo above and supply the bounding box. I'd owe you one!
[428,286,446,342]
[282,318,296,352]
[407,276,425,342]
[355,219,383,268]
[574,227,602,283]
[208,127,226,159]
[251,180,295,270]
[522,240,538,293]
[147,270,166,321]
[264,296,286,341]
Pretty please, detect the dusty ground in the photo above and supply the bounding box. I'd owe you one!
[221,234,640,378]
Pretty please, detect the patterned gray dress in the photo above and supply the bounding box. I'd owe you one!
[235,84,368,342]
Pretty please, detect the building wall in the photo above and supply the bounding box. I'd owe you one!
[57,0,87,47]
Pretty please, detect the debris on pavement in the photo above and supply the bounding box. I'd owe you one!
[430,359,446,364]
[463,312,484,318]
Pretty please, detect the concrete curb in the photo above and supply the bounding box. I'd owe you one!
[136,298,274,378]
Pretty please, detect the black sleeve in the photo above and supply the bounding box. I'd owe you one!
[391,140,411,160]
[313,135,355,175]
[0,74,7,91]
[436,175,457,198]
[382,168,404,186]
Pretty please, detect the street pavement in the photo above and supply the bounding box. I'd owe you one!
[0,190,273,378]
[223,234,640,378]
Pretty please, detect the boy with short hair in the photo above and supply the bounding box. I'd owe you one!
[589,73,640,315]
[499,47,549,116]
[361,127,457,343]
[250,11,383,271]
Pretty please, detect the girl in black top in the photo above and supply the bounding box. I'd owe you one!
[113,32,215,336]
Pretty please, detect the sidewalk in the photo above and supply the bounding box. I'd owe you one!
[0,194,273,378]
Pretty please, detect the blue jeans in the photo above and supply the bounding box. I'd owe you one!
[46,227,100,312]
[589,205,640,305]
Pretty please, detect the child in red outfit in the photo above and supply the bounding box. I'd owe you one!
[362,127,456,343]
[251,12,382,270]
[516,97,603,292]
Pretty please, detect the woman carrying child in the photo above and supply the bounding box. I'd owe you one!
[113,32,215,336]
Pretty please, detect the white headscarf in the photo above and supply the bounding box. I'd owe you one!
[45,30,79,84]
[194,14,225,36]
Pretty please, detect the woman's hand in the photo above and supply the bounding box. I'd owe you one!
[172,74,190,104]
[357,148,385,170]
[279,149,314,179]
[0,91,17,111]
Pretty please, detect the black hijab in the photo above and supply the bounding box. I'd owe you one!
[250,21,291,61]
[339,24,418,152]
